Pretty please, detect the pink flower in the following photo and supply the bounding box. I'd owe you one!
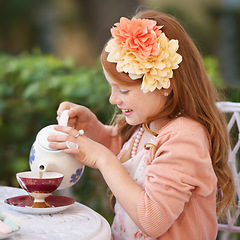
[111,17,163,59]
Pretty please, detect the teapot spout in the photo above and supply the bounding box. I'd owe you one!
[39,165,45,179]
[39,165,45,171]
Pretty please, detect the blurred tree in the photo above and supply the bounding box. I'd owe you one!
[0,0,141,66]
[77,0,141,53]
[0,0,37,53]
[142,0,222,55]
[217,0,240,85]
[51,0,141,66]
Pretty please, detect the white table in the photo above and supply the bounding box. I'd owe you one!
[0,186,111,240]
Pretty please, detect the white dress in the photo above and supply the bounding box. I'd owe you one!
[111,131,155,240]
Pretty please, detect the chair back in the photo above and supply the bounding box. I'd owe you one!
[216,101,240,232]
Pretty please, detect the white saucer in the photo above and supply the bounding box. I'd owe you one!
[0,228,20,239]
[4,195,75,215]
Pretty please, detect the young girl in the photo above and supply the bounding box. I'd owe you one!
[48,10,235,240]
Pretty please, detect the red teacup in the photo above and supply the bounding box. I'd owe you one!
[16,171,63,208]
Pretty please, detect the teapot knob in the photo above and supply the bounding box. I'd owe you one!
[58,110,69,126]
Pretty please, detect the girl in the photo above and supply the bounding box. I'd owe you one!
[48,10,234,240]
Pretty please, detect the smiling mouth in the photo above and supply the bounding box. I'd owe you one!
[122,109,132,113]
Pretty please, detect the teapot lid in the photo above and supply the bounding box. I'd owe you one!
[36,110,69,151]
[36,125,60,151]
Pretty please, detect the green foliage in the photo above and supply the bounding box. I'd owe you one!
[203,56,225,88]
[203,55,240,102]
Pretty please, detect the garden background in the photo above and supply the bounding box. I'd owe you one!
[0,0,240,238]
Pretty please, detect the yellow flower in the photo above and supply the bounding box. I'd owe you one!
[105,23,182,93]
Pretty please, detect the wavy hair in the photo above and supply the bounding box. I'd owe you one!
[101,10,234,221]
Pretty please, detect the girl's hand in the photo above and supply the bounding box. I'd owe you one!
[57,101,102,141]
[47,125,116,169]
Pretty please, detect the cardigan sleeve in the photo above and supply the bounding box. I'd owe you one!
[137,123,217,238]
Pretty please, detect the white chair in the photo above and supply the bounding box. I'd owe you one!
[216,101,240,237]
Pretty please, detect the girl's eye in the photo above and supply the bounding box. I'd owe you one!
[119,89,129,94]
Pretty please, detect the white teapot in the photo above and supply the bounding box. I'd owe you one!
[29,110,84,189]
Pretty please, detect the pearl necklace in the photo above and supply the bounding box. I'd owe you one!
[130,112,183,158]
[131,126,144,158]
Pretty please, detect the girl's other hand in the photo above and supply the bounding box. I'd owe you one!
[56,101,101,141]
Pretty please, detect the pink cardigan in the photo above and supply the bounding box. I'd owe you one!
[98,117,218,240]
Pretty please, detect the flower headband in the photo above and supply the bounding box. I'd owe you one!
[105,17,182,93]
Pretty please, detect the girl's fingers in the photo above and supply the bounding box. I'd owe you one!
[57,101,74,115]
[47,126,80,146]
[53,125,79,137]
[64,147,80,155]
[66,117,78,127]
[48,141,67,150]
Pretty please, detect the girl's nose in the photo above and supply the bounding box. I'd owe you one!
[109,91,121,105]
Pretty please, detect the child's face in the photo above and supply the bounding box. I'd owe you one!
[104,70,168,126]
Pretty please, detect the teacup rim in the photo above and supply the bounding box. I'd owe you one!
[16,171,64,179]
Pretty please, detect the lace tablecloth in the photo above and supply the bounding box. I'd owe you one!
[0,186,111,240]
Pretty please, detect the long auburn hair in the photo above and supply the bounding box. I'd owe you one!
[101,10,234,221]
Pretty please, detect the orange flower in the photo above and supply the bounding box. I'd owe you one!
[111,17,163,59]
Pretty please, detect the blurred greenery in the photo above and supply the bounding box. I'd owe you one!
[203,56,240,102]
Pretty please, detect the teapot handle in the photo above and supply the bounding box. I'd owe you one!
[58,110,69,126]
